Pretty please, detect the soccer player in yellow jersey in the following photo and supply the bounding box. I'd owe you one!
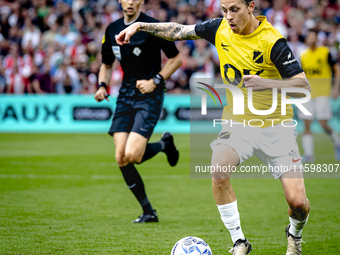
[116,0,311,254]
[299,29,340,162]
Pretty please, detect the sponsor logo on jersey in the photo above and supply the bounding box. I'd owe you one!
[221,43,230,51]
[288,150,299,157]
[253,51,264,64]
[202,18,218,25]
[218,132,231,139]
[282,52,297,66]
[112,46,121,60]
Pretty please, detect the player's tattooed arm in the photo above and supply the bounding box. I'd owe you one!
[139,23,200,41]
[116,23,201,45]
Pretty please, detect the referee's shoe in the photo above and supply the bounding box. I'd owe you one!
[132,210,158,223]
[161,132,179,166]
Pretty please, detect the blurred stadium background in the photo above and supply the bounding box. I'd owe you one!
[1,0,340,133]
[0,0,340,95]
[1,0,340,254]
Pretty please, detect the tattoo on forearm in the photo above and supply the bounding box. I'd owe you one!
[139,23,200,41]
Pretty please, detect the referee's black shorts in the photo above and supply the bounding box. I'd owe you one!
[108,96,163,139]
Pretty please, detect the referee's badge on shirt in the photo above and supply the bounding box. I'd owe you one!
[112,46,121,60]
[133,47,142,57]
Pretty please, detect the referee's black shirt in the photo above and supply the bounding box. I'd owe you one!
[101,12,179,98]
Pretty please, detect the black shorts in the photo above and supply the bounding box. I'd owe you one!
[108,96,163,139]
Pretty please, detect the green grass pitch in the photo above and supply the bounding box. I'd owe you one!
[0,133,339,254]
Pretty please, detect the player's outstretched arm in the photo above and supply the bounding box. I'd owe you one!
[116,22,201,45]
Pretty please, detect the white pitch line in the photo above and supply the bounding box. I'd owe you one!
[0,150,100,157]
[0,174,188,180]
[2,161,191,168]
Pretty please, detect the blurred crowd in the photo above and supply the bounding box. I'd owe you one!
[0,0,340,95]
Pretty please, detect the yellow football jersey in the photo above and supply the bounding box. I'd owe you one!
[195,16,303,127]
[300,46,333,98]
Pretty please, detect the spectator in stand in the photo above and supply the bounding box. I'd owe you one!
[192,39,214,75]
[37,0,50,20]
[265,0,286,25]
[32,61,53,94]
[76,54,91,93]
[68,37,86,62]
[5,62,25,94]
[288,28,307,63]
[86,41,97,63]
[0,26,5,51]
[167,70,189,94]
[258,0,271,16]
[86,61,99,94]
[0,4,11,40]
[21,18,41,50]
[54,58,80,94]
[0,61,6,93]
[42,23,58,46]
[55,23,74,47]
[8,1,21,27]
[49,43,65,75]
[8,25,21,45]
[176,41,197,78]
[3,42,23,77]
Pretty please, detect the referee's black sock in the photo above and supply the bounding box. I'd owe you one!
[140,140,165,163]
[120,163,153,214]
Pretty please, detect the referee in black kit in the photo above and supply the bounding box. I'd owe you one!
[94,0,182,223]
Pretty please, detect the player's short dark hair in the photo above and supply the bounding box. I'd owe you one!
[241,0,258,12]
[242,0,254,6]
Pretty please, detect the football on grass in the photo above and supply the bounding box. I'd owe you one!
[171,236,212,255]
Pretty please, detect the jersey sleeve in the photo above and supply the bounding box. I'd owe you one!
[160,39,179,59]
[328,52,338,67]
[270,38,304,79]
[195,18,223,45]
[101,26,115,65]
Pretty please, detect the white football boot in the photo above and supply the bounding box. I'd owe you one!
[285,224,304,255]
[229,239,252,255]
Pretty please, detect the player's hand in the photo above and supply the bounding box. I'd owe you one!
[94,86,110,102]
[243,75,270,91]
[116,23,140,45]
[136,79,156,94]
